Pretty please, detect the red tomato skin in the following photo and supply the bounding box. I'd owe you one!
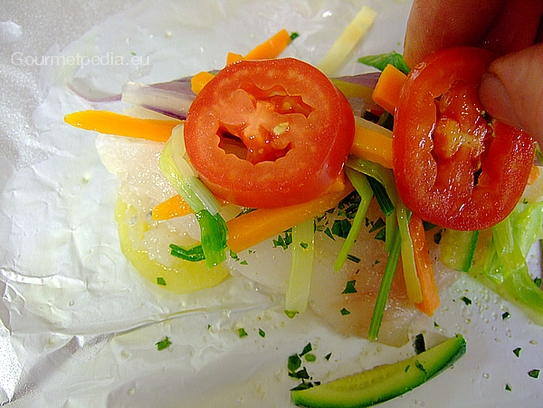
[393,47,535,231]
[185,58,355,208]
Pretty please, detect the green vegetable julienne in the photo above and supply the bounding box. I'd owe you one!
[358,50,411,74]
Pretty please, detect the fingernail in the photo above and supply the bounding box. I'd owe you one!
[479,72,522,129]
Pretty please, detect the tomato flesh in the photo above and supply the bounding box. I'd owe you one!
[393,47,535,231]
[184,58,355,209]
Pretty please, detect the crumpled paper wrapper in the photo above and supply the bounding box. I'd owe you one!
[1,1,543,407]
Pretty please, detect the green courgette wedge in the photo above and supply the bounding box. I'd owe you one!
[292,334,466,408]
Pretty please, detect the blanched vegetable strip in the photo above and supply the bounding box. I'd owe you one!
[351,116,394,169]
[161,124,222,215]
[285,219,315,315]
[492,215,527,276]
[440,229,479,272]
[330,78,375,104]
[371,64,407,114]
[368,231,401,342]
[121,81,194,120]
[152,194,193,221]
[244,29,296,60]
[469,201,543,325]
[64,110,181,142]
[409,214,440,316]
[334,168,374,271]
[227,182,353,254]
[397,203,423,304]
[196,209,228,267]
[317,6,377,76]
[159,125,227,268]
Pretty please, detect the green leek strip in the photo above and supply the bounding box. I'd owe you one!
[492,215,527,275]
[170,243,205,262]
[469,201,543,325]
[366,175,394,216]
[368,230,401,342]
[285,219,316,315]
[440,229,479,272]
[159,124,227,268]
[334,168,374,271]
[346,156,399,205]
[385,211,398,253]
[396,201,423,304]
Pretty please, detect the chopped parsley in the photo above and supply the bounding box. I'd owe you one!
[304,353,317,362]
[347,254,361,263]
[273,229,292,250]
[413,333,426,355]
[155,336,172,351]
[237,328,248,338]
[528,369,540,379]
[340,308,351,316]
[285,310,298,319]
[332,219,352,239]
[342,280,357,294]
[502,311,511,320]
[460,296,472,306]
[300,242,309,250]
[288,343,322,391]
[325,352,332,361]
[156,277,167,286]
[513,347,522,357]
[505,383,512,392]
[258,328,266,338]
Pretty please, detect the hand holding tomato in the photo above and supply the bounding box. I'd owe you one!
[403,0,543,146]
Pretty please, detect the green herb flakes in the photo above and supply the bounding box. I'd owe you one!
[528,369,540,379]
[285,310,298,319]
[273,229,292,250]
[288,354,302,372]
[156,277,167,286]
[413,333,426,355]
[460,296,472,306]
[505,383,512,392]
[342,280,357,294]
[237,328,248,338]
[304,353,317,363]
[258,328,266,338]
[502,311,511,320]
[156,336,172,351]
[325,352,332,361]
[332,219,352,239]
[513,347,522,357]
[340,308,351,316]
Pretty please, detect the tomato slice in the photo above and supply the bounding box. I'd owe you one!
[393,47,535,231]
[184,58,355,209]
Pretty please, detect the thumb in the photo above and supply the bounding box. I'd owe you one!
[479,44,543,146]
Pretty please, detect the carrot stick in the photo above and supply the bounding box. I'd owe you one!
[244,29,294,60]
[409,214,440,316]
[190,71,216,94]
[351,117,393,169]
[226,52,245,65]
[372,64,407,114]
[227,182,353,254]
[528,164,540,185]
[152,194,193,221]
[64,110,180,142]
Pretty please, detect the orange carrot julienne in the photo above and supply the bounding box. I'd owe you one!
[351,123,393,169]
[408,214,440,316]
[244,29,294,60]
[372,64,407,114]
[152,194,193,221]
[227,182,353,254]
[226,52,245,65]
[64,110,180,142]
[191,71,216,95]
[528,164,540,185]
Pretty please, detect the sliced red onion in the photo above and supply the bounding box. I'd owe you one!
[121,81,196,120]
